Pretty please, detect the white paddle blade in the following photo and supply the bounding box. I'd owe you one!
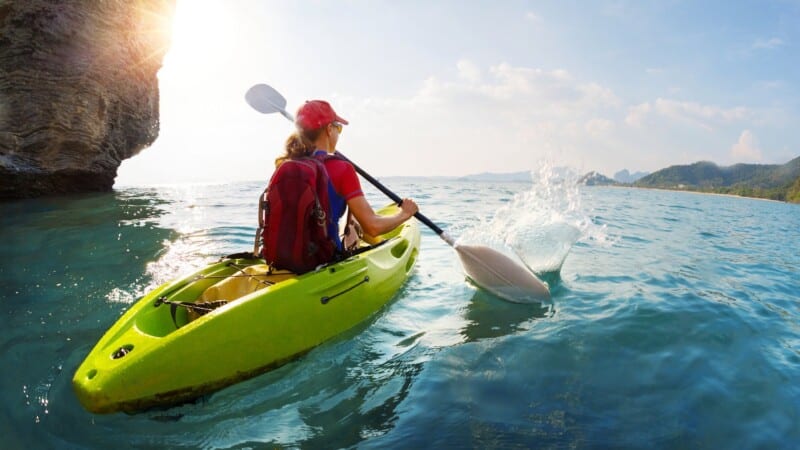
[455,244,551,303]
[245,84,292,118]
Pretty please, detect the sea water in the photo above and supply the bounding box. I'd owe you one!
[1,171,798,449]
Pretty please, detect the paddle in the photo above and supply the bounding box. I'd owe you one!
[245,84,551,302]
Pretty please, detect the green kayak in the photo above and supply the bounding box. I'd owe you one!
[73,204,420,414]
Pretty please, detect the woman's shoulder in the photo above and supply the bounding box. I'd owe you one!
[320,154,353,171]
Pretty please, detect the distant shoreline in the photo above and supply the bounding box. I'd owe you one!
[600,184,789,203]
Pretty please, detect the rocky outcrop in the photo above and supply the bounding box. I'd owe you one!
[0,0,175,199]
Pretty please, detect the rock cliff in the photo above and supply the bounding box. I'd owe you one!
[0,0,175,199]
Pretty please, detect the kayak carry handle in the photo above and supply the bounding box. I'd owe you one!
[321,275,369,304]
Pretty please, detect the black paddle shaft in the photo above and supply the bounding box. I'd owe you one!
[336,152,445,236]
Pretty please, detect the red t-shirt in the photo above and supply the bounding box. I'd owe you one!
[324,157,364,202]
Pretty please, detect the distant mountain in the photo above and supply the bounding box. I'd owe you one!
[579,171,618,186]
[458,171,532,182]
[614,169,649,183]
[634,156,800,202]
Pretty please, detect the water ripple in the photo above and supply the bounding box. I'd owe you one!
[1,182,799,448]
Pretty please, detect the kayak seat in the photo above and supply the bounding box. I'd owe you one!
[203,264,296,301]
[187,265,295,322]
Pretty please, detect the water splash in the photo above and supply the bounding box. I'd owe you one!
[459,162,607,276]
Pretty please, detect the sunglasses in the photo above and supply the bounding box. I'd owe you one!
[331,122,343,134]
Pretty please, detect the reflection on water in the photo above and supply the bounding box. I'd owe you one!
[113,318,429,449]
[461,290,554,343]
[0,190,177,442]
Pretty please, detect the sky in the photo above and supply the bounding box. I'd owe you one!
[116,0,800,185]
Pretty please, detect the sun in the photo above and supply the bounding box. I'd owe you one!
[130,0,176,69]
[165,0,233,64]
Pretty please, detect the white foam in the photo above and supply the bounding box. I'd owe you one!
[459,161,609,274]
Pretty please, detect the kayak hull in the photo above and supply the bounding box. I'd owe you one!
[73,206,420,414]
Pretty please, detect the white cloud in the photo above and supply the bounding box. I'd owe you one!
[456,59,481,83]
[525,11,542,23]
[579,83,621,107]
[467,63,621,115]
[625,98,750,130]
[625,102,651,126]
[752,37,785,50]
[756,80,785,90]
[730,130,763,162]
[657,99,749,122]
[336,61,625,176]
[585,118,614,137]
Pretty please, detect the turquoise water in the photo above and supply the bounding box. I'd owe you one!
[1,176,798,449]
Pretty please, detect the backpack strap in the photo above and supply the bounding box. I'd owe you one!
[254,186,269,257]
[341,207,363,254]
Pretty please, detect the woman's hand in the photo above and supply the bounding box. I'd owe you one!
[400,198,419,219]
[348,196,419,237]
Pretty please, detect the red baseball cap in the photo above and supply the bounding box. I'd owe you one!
[295,100,349,130]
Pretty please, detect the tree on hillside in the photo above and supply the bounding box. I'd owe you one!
[787,177,800,203]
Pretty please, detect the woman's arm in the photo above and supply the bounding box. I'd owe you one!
[346,195,418,237]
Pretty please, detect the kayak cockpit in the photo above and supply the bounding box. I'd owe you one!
[134,260,295,335]
[135,237,390,335]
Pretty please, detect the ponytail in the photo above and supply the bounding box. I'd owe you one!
[275,127,324,167]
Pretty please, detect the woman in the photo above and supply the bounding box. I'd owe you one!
[278,99,419,252]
